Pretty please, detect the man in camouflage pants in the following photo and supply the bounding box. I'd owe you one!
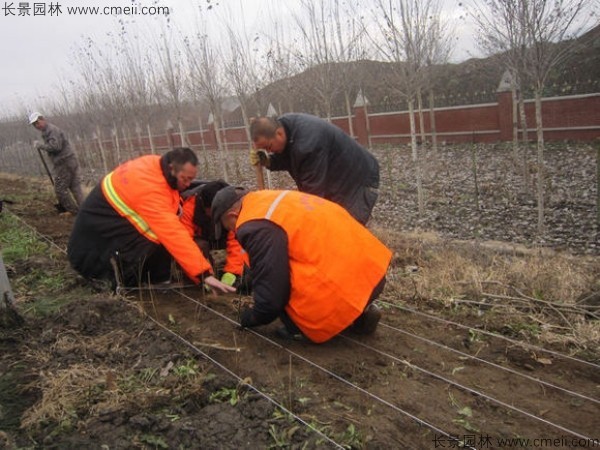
[29,112,84,215]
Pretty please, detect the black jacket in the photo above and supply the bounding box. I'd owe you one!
[269,113,380,224]
[237,220,290,327]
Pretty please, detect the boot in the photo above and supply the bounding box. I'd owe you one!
[350,304,382,335]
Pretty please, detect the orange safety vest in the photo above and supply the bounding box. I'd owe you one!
[101,155,212,282]
[237,190,392,343]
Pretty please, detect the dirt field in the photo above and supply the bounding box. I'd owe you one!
[1,146,599,449]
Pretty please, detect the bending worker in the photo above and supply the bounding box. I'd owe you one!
[211,186,392,343]
[181,179,250,292]
[67,147,236,294]
[29,112,84,215]
[250,113,380,225]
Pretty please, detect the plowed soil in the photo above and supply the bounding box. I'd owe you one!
[1,164,599,449]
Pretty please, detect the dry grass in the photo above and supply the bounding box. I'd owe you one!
[20,323,214,432]
[51,329,131,358]
[373,227,600,354]
[21,363,118,429]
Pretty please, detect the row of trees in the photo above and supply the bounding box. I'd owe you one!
[1,0,598,233]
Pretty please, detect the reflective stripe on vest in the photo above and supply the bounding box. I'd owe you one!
[265,190,290,219]
[102,171,159,242]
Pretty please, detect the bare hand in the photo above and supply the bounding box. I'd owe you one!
[204,275,237,294]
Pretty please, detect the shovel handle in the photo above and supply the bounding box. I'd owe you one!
[255,164,265,190]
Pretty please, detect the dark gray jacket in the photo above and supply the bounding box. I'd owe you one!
[269,113,379,224]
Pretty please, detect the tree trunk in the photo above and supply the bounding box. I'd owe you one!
[95,126,109,175]
[178,121,188,148]
[408,98,424,216]
[472,139,480,211]
[125,125,135,160]
[417,89,427,147]
[534,90,545,235]
[197,117,207,154]
[146,124,156,155]
[518,93,530,193]
[511,85,519,163]
[212,111,228,182]
[428,89,438,152]
[364,92,373,150]
[113,125,122,165]
[344,91,354,138]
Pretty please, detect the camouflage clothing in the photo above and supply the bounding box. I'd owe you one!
[39,123,84,214]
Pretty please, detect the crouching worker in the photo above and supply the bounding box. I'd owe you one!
[67,147,236,294]
[212,187,392,343]
[181,179,251,292]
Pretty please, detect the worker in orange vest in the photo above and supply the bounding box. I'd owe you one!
[67,147,236,294]
[212,187,392,343]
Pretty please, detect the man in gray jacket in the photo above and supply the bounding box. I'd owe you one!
[250,113,379,225]
[29,112,84,214]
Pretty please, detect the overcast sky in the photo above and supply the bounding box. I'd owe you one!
[0,0,477,119]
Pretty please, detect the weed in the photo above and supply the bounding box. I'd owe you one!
[139,433,168,449]
[268,423,291,448]
[209,386,239,406]
[22,296,71,317]
[174,359,199,379]
[468,328,482,343]
[165,413,181,422]
[0,214,47,262]
[448,392,479,433]
[117,374,143,394]
[337,423,363,449]
[501,322,541,337]
[138,367,158,385]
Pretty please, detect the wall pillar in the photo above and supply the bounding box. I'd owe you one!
[497,70,515,142]
[353,89,370,147]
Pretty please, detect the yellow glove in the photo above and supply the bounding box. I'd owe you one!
[250,149,269,167]
[220,272,237,286]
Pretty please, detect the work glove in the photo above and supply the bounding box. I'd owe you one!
[249,149,270,167]
[220,272,237,287]
[33,140,42,150]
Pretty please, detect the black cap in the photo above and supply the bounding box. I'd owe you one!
[211,186,248,239]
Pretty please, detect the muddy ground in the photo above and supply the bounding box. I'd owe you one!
[0,144,599,449]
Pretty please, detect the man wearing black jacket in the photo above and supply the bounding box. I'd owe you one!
[249,113,379,225]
